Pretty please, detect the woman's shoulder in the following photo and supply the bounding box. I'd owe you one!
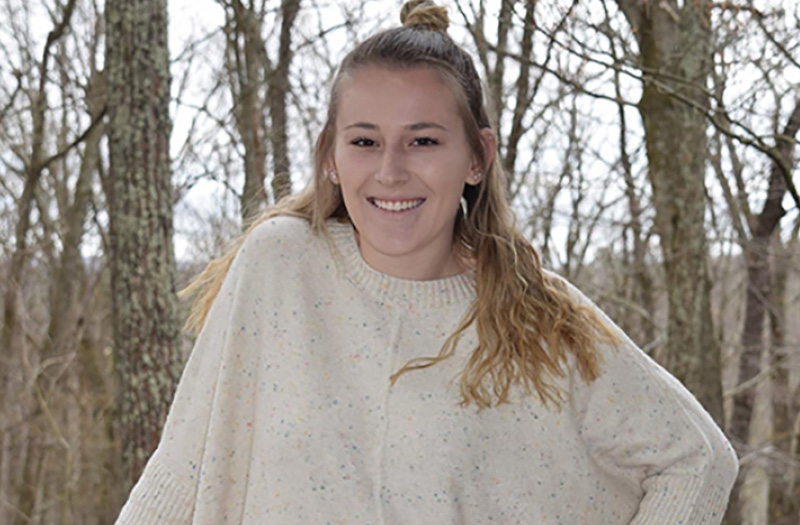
[223,216,328,279]
[249,215,315,243]
[240,216,319,256]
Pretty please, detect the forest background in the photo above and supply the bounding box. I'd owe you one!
[0,0,798,523]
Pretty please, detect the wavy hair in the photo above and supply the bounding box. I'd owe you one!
[182,0,618,409]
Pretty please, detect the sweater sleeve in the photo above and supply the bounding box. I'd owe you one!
[114,236,251,524]
[564,282,739,525]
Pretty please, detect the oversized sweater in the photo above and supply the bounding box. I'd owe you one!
[115,216,738,524]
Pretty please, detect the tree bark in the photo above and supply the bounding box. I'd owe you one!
[105,0,182,491]
[615,0,723,422]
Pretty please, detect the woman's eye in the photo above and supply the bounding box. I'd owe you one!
[349,137,438,147]
[351,137,376,147]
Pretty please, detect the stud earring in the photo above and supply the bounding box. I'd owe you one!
[326,168,339,183]
[471,171,483,182]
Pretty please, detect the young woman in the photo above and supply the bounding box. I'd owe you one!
[116,1,738,523]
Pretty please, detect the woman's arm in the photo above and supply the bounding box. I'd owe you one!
[565,282,739,525]
[114,235,251,524]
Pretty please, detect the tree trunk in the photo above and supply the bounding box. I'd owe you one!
[105,0,182,491]
[768,231,796,524]
[501,0,534,189]
[729,99,800,524]
[615,0,723,422]
[226,2,269,226]
[268,0,302,204]
[457,0,514,153]
[613,51,656,350]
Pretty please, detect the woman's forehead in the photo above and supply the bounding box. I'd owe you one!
[335,66,462,128]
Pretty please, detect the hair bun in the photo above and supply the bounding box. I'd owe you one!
[400,0,449,32]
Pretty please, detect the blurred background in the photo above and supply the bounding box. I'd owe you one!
[0,0,797,523]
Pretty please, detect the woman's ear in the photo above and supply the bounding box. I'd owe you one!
[324,160,340,184]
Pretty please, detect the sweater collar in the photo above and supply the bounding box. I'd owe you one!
[327,219,476,309]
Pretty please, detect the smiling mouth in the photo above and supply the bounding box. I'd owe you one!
[368,198,426,211]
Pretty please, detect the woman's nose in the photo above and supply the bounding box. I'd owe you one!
[374,146,410,185]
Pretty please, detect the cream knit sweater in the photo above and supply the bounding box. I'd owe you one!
[115,217,738,524]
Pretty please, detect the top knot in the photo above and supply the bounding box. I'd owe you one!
[400,0,449,33]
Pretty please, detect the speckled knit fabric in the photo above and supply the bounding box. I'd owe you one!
[115,216,738,524]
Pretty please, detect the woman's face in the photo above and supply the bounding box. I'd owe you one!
[331,66,493,280]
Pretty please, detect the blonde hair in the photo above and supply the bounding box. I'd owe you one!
[182,0,618,409]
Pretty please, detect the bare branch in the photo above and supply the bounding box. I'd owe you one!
[38,105,106,173]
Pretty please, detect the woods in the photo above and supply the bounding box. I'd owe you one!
[0,0,798,523]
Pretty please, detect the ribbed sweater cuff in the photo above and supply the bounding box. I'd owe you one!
[630,474,729,525]
[115,454,194,525]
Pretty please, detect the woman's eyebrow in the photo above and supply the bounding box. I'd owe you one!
[408,122,447,131]
[343,121,448,131]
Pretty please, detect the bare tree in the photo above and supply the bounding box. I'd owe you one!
[0,1,89,522]
[268,0,302,202]
[613,0,723,423]
[221,0,270,224]
[105,0,182,490]
[768,218,800,523]
[218,0,301,227]
[727,96,800,523]
[701,5,800,521]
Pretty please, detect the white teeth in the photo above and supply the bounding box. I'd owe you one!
[371,199,424,211]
